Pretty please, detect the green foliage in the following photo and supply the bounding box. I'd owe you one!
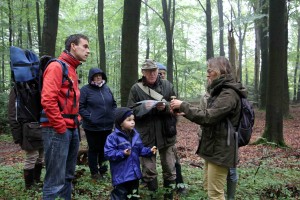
[0,132,12,142]
[0,91,10,134]
[0,160,299,199]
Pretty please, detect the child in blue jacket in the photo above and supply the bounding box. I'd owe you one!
[104,107,157,200]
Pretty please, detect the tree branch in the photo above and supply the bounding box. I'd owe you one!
[196,0,206,15]
[141,0,164,21]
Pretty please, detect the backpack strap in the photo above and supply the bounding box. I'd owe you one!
[55,59,77,109]
[137,82,167,102]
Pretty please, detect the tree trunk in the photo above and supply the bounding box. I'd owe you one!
[17,3,23,47]
[217,0,225,56]
[1,9,4,91]
[41,0,60,56]
[253,0,261,104]
[259,0,269,109]
[36,0,42,55]
[162,0,175,83]
[26,1,32,49]
[282,5,289,117]
[145,0,150,59]
[206,0,214,60]
[294,17,300,103]
[98,0,106,73]
[237,0,248,83]
[120,0,141,106]
[263,0,285,145]
[228,30,238,81]
[7,0,13,46]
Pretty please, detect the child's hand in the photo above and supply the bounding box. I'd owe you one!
[151,146,157,154]
[124,148,131,156]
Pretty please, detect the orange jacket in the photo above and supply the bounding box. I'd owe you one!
[41,51,81,134]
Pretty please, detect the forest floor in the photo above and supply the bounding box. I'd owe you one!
[0,105,300,199]
[0,105,299,168]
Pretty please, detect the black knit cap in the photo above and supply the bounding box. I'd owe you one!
[115,107,133,130]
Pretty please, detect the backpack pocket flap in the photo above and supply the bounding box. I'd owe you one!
[22,122,42,141]
[12,66,38,82]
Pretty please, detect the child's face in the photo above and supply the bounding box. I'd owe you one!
[121,114,135,131]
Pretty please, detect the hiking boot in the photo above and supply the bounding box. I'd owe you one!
[24,169,35,189]
[34,163,43,183]
[175,162,187,195]
[147,177,158,191]
[99,164,108,175]
[227,181,237,200]
[177,185,187,195]
[163,179,176,200]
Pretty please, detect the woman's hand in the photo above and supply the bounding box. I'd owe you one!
[156,102,166,111]
[170,99,183,110]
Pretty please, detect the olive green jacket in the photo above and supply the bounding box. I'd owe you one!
[179,74,247,168]
[127,77,176,149]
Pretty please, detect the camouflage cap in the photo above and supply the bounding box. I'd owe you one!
[141,59,158,70]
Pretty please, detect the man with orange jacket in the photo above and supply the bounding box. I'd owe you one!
[41,34,90,200]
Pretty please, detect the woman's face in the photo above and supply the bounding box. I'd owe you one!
[206,68,219,85]
[93,73,103,83]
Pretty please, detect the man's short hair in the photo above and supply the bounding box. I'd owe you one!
[65,34,89,51]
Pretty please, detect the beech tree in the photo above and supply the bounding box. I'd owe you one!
[120,0,141,106]
[263,0,286,145]
[41,0,60,57]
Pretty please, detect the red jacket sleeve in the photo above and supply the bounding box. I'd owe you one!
[41,62,66,134]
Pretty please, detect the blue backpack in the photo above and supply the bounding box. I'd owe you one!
[9,46,71,123]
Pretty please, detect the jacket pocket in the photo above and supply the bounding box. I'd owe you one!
[200,128,215,156]
[22,122,43,150]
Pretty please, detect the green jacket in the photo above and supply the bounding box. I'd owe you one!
[127,77,177,149]
[179,74,247,168]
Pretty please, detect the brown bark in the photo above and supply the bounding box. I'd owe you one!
[41,0,60,56]
[98,0,106,73]
[263,0,285,145]
[120,0,141,106]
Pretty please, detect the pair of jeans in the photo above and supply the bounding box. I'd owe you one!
[227,168,238,182]
[42,127,79,200]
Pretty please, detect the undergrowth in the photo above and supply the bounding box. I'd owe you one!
[0,161,299,199]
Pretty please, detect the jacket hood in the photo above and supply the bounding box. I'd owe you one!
[88,68,107,84]
[209,74,248,98]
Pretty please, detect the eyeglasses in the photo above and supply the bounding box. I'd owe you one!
[207,69,214,73]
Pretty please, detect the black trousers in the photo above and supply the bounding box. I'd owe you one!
[84,129,111,175]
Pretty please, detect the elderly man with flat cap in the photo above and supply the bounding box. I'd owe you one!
[127,59,177,199]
